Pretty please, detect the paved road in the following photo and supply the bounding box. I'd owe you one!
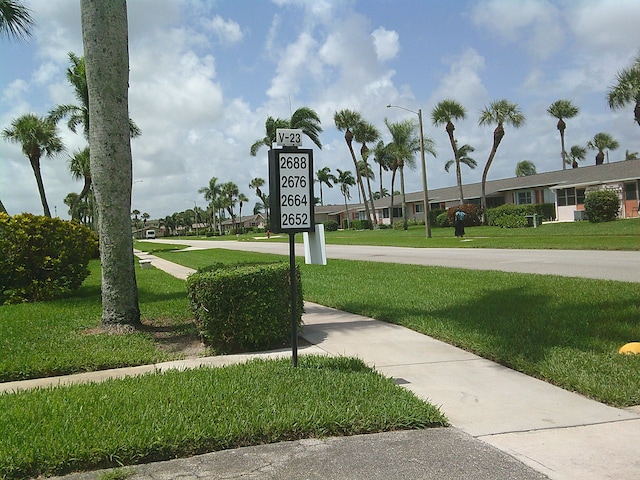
[147,239,640,283]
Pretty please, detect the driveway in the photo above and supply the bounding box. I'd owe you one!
[145,239,640,283]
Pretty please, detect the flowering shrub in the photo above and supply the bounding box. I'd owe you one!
[0,213,98,303]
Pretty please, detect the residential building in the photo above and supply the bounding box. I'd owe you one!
[315,160,640,226]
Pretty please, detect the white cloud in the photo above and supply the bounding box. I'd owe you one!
[470,0,564,59]
[568,0,640,54]
[429,48,488,109]
[203,15,244,45]
[371,27,399,62]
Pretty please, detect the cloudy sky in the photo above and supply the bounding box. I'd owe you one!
[1,0,639,220]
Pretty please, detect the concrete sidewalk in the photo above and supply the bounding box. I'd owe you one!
[13,250,639,479]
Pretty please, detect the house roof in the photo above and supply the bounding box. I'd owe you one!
[220,213,266,226]
[321,160,640,213]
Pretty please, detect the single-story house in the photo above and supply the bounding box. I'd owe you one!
[220,213,267,233]
[316,160,640,226]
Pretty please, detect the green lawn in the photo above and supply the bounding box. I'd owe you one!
[0,356,443,479]
[2,224,639,477]
[164,217,640,250]
[0,258,445,479]
[153,248,640,407]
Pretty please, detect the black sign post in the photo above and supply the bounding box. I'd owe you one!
[268,144,315,366]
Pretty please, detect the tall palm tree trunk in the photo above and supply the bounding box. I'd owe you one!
[82,0,140,326]
[399,164,407,230]
[446,127,464,205]
[29,157,51,217]
[344,131,372,227]
[389,167,397,225]
[481,125,504,224]
[363,159,378,226]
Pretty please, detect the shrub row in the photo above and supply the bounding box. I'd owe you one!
[187,262,303,354]
[0,213,98,304]
[485,203,555,228]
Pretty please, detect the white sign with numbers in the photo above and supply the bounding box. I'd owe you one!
[278,150,312,229]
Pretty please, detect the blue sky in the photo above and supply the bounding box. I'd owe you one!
[1,0,639,219]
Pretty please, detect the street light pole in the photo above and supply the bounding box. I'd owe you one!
[387,104,431,238]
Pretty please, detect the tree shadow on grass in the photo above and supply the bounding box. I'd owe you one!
[337,286,639,368]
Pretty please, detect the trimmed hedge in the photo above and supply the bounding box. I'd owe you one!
[0,213,98,304]
[187,262,303,354]
[485,203,555,227]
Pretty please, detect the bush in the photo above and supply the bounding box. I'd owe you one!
[436,212,450,227]
[445,204,483,227]
[0,213,98,304]
[584,190,620,222]
[351,219,372,230]
[494,214,529,228]
[186,262,303,354]
[485,203,555,226]
[324,220,338,232]
[430,208,446,226]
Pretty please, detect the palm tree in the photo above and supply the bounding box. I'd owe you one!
[357,159,375,205]
[0,0,34,40]
[444,143,476,203]
[478,99,525,223]
[371,140,393,202]
[2,113,64,217]
[250,107,322,156]
[385,118,422,230]
[566,145,587,168]
[587,132,619,165]
[607,54,640,128]
[237,192,249,233]
[249,177,269,224]
[353,120,381,226]
[221,181,239,229]
[1,0,35,213]
[49,52,141,140]
[82,0,140,326]
[547,99,580,170]
[333,109,373,227]
[625,149,639,161]
[515,160,537,177]
[372,188,389,200]
[336,168,355,229]
[315,166,336,206]
[199,176,222,234]
[68,146,92,221]
[432,99,467,205]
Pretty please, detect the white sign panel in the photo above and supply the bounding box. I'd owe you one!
[278,150,312,230]
[276,128,303,147]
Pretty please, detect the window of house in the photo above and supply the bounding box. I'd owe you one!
[576,188,586,204]
[517,191,532,204]
[625,182,637,200]
[393,207,402,218]
[382,208,389,219]
[414,203,423,213]
[557,188,576,206]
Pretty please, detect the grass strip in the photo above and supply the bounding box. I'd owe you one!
[0,356,446,479]
[0,261,194,382]
[155,248,640,407]
[157,218,640,250]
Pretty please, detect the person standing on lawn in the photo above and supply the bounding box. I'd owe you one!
[454,208,465,238]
